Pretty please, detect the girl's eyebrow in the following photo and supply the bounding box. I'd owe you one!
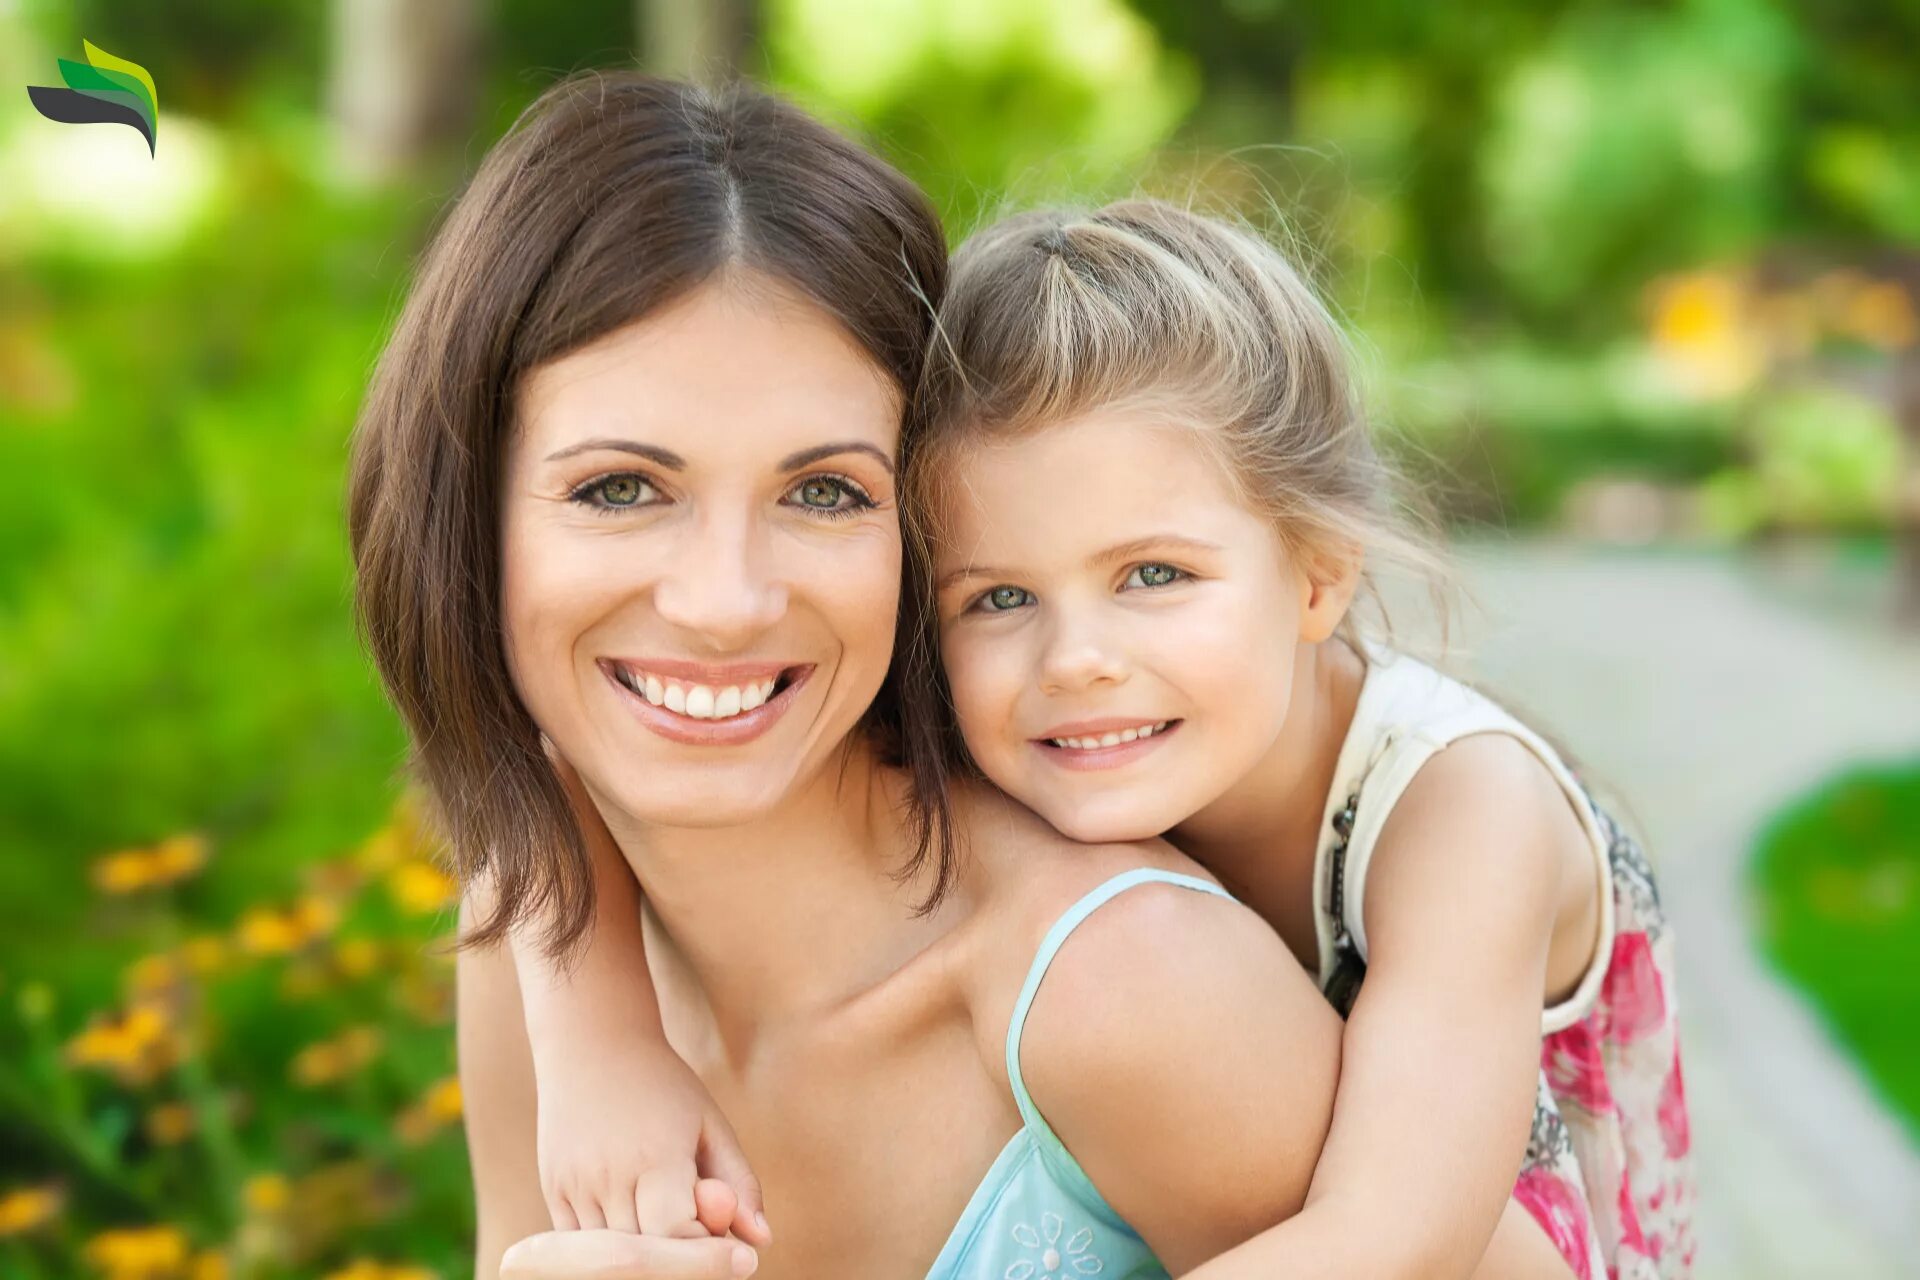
[938,533,1225,591]
[1090,534,1224,565]
[540,438,894,474]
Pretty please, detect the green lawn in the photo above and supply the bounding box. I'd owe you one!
[1753,759,1920,1142]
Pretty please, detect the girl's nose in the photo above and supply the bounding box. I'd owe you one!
[1037,613,1130,694]
[651,506,788,649]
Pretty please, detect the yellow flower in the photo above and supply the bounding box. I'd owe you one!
[333,937,381,979]
[181,935,227,976]
[66,1002,180,1084]
[0,1184,63,1236]
[424,1076,463,1123]
[145,1102,195,1145]
[1645,270,1764,398]
[1840,280,1918,351]
[82,1224,189,1277]
[242,1173,290,1216]
[295,895,342,937]
[150,834,209,880]
[93,849,159,894]
[90,834,211,895]
[322,1263,435,1280]
[125,953,181,997]
[235,908,303,957]
[189,1251,229,1280]
[355,825,408,875]
[291,1041,344,1087]
[291,1025,382,1087]
[387,861,456,915]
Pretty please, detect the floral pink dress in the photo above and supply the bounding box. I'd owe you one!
[1312,648,1696,1279]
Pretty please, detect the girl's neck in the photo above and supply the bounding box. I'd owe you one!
[1168,637,1367,956]
[591,738,941,1046]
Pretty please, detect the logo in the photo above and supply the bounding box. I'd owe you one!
[26,40,158,156]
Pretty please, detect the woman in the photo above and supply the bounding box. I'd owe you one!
[348,69,1341,1279]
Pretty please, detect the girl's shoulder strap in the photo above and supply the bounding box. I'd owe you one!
[1310,648,1618,1032]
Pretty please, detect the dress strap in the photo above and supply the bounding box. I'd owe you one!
[1003,868,1233,1222]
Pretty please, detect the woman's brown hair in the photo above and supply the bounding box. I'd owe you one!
[346,71,952,960]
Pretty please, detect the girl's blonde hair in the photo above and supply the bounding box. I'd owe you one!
[906,196,1450,656]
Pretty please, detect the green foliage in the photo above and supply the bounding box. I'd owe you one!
[0,135,413,983]
[1754,760,1920,1142]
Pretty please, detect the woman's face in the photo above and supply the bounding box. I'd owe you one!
[500,279,904,829]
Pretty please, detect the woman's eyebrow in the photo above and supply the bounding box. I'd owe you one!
[544,438,687,468]
[779,441,896,475]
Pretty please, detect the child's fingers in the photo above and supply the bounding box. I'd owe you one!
[570,1194,609,1232]
[600,1181,641,1235]
[501,1229,756,1279]
[698,1112,771,1245]
[691,1179,737,1239]
[633,1164,705,1238]
[544,1191,581,1232]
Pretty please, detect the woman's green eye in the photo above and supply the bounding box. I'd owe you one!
[1128,563,1180,588]
[597,475,646,506]
[985,586,1034,611]
[798,478,845,508]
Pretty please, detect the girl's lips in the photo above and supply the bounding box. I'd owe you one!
[603,662,813,746]
[1031,719,1182,771]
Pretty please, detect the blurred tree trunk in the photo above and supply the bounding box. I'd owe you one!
[327,0,482,186]
[639,0,759,80]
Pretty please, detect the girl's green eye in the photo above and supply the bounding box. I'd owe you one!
[1128,563,1180,588]
[984,586,1034,612]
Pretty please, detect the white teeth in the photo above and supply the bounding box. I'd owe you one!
[1047,722,1169,751]
[620,667,788,720]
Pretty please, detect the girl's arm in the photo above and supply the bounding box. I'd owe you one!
[1179,733,1586,1280]
[459,883,753,1280]
[507,757,770,1245]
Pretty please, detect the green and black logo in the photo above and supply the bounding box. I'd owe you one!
[26,40,158,156]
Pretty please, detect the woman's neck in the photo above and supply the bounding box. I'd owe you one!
[1169,637,1366,947]
[589,738,942,1047]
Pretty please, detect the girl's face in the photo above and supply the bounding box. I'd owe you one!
[934,409,1346,843]
[499,281,904,829]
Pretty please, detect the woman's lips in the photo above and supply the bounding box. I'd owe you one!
[1030,718,1181,771]
[600,659,813,746]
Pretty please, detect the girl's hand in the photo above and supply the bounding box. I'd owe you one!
[526,741,771,1246]
[536,1035,769,1243]
[501,1228,758,1280]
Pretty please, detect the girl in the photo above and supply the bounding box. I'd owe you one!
[508,196,1695,1278]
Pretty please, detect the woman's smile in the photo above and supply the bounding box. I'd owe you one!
[598,656,815,746]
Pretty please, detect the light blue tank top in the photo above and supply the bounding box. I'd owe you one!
[924,868,1232,1280]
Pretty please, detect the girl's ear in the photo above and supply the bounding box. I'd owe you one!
[1296,540,1364,644]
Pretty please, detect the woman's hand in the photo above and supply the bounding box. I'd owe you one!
[501,1228,758,1280]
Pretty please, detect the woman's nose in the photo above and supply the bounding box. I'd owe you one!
[651,507,788,649]
[1037,613,1130,694]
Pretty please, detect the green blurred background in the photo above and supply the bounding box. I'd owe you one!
[1,1,1916,1277]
